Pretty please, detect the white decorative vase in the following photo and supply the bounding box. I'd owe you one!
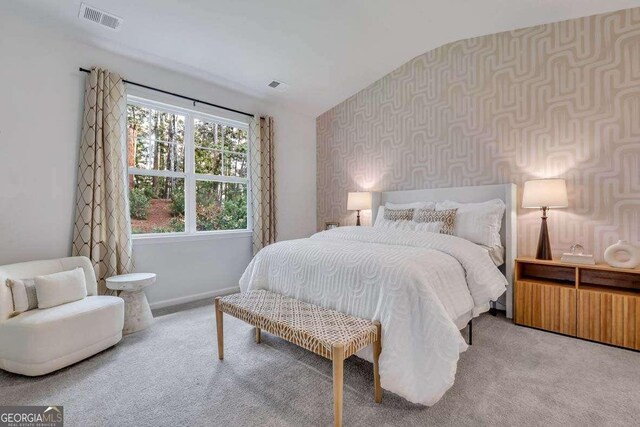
[604,240,640,269]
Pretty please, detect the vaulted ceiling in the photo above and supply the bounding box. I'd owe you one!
[6,0,640,116]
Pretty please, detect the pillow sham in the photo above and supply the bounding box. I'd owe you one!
[477,244,505,266]
[35,268,88,309]
[414,221,443,233]
[414,208,457,235]
[6,278,38,316]
[377,220,417,230]
[436,199,505,247]
[373,206,385,227]
[385,201,435,210]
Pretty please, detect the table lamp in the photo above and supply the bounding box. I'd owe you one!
[347,192,372,226]
[522,178,568,260]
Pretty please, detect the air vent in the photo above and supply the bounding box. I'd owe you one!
[79,3,123,31]
[267,79,289,92]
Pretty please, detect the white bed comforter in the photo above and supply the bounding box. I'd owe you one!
[239,227,507,405]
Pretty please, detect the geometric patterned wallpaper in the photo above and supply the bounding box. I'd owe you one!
[317,7,640,261]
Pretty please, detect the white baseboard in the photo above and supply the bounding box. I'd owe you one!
[148,286,240,310]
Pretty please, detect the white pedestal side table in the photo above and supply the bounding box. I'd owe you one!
[106,273,156,335]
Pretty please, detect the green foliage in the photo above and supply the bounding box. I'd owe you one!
[195,184,247,231]
[170,191,185,217]
[142,186,155,199]
[127,103,249,234]
[151,226,176,233]
[219,195,248,230]
[129,188,150,220]
[169,216,184,231]
[193,121,247,176]
[150,217,183,234]
[196,203,222,231]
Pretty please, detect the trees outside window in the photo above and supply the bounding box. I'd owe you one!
[126,97,249,235]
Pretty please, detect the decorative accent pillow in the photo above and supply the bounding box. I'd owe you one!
[436,199,505,247]
[373,206,415,230]
[383,208,415,221]
[35,268,88,309]
[414,208,458,235]
[6,278,38,316]
[374,202,436,227]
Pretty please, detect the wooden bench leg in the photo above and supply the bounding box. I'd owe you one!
[215,297,224,360]
[373,320,382,403]
[255,327,261,344]
[332,343,344,427]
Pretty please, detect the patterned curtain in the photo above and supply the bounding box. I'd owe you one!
[249,116,276,255]
[72,67,133,294]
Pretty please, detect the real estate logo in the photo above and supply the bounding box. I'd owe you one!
[0,406,63,427]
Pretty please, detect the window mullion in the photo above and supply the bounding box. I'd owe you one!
[128,168,185,179]
[185,114,196,234]
[193,174,247,184]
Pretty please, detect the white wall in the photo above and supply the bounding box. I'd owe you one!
[0,9,316,306]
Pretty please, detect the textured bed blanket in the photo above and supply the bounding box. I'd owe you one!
[239,227,507,405]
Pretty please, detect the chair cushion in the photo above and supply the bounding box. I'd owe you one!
[0,296,124,365]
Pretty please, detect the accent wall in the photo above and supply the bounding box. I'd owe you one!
[317,7,640,260]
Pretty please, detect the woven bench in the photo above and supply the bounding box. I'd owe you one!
[214,290,382,427]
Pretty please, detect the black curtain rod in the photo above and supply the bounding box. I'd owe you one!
[79,67,254,118]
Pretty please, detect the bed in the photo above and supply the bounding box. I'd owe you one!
[239,183,517,406]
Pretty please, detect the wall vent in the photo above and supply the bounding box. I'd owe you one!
[79,3,123,31]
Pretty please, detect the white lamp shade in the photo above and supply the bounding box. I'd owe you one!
[522,179,568,208]
[347,192,372,211]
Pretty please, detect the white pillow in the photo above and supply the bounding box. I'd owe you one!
[35,268,88,309]
[373,206,416,230]
[373,206,385,227]
[6,278,38,316]
[436,199,505,247]
[477,244,505,266]
[378,220,416,230]
[385,201,435,210]
[414,222,442,233]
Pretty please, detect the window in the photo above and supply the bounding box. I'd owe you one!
[126,96,250,237]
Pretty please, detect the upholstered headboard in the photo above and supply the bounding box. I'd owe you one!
[371,183,517,318]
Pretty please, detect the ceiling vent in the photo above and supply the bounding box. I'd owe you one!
[78,3,123,31]
[267,80,289,92]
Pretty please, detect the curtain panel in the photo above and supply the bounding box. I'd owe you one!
[249,116,276,256]
[72,67,133,294]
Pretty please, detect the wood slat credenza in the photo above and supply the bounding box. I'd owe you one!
[515,257,640,350]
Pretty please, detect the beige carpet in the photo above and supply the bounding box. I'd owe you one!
[1,304,639,426]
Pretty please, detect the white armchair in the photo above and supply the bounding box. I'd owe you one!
[0,256,124,376]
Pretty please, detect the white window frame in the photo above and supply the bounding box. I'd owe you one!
[127,95,252,242]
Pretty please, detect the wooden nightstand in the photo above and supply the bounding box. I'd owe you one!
[515,257,640,350]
